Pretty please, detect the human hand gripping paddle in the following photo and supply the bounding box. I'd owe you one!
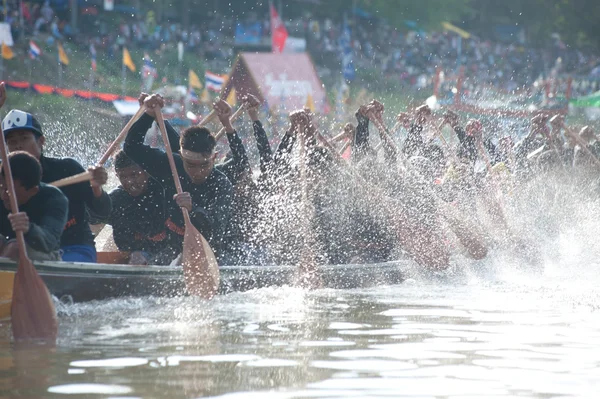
[49,104,147,188]
[153,104,219,299]
[0,82,57,343]
[213,102,248,141]
[356,101,488,262]
[562,122,600,168]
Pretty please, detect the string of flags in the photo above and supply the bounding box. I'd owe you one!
[3,41,231,102]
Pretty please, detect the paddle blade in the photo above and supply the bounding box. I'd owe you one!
[182,222,220,299]
[11,259,58,343]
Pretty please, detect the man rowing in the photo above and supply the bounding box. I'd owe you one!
[0,86,111,262]
[93,150,175,265]
[0,151,68,261]
[123,94,233,262]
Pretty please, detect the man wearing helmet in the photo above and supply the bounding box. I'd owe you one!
[0,85,111,263]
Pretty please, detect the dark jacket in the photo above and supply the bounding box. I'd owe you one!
[123,114,233,254]
[1,183,68,253]
[40,156,111,247]
[100,179,174,257]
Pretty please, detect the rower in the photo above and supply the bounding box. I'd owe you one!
[2,109,111,263]
[123,94,233,262]
[94,150,175,265]
[0,151,68,261]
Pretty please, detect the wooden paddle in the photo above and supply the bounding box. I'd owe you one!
[154,109,219,298]
[295,113,322,288]
[562,123,600,168]
[213,103,248,141]
[363,114,488,261]
[49,105,147,188]
[374,119,403,152]
[0,120,57,342]
[197,109,217,127]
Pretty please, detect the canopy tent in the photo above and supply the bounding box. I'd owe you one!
[220,52,329,114]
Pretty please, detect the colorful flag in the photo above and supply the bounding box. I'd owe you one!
[205,71,224,92]
[122,47,136,72]
[304,93,315,112]
[141,54,157,78]
[270,4,288,53]
[200,88,211,104]
[29,40,41,59]
[188,69,203,89]
[1,43,13,60]
[226,87,237,106]
[90,44,97,71]
[58,43,69,65]
[187,88,199,104]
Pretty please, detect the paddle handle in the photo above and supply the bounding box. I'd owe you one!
[97,105,146,165]
[373,118,399,152]
[154,109,191,224]
[338,139,351,155]
[317,132,338,155]
[0,121,29,261]
[214,103,248,141]
[197,109,216,127]
[562,122,600,168]
[331,130,348,143]
[49,171,93,188]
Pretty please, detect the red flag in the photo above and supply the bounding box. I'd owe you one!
[270,4,288,53]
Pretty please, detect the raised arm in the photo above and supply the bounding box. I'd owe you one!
[246,95,273,173]
[214,98,251,185]
[123,94,174,184]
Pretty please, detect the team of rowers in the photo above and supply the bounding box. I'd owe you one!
[1,82,599,270]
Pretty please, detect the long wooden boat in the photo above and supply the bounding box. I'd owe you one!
[0,255,411,320]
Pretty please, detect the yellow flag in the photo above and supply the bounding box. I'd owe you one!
[57,43,69,65]
[225,87,237,106]
[441,22,471,39]
[200,88,210,104]
[305,93,315,112]
[123,48,136,72]
[1,43,13,60]
[188,69,203,89]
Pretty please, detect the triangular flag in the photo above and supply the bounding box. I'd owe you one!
[200,88,211,104]
[226,87,237,106]
[1,43,14,60]
[305,93,315,112]
[57,43,69,65]
[123,47,136,72]
[29,40,42,59]
[188,69,203,89]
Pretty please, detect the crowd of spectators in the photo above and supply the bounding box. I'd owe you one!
[2,1,600,98]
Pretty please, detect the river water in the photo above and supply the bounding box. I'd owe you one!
[0,251,599,398]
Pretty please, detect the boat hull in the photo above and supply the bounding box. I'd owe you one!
[0,258,410,320]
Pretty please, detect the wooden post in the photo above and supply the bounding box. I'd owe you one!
[433,67,442,98]
[454,66,465,107]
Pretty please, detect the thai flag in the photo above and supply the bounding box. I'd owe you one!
[90,44,97,71]
[187,88,199,104]
[205,71,224,93]
[142,56,157,78]
[29,40,41,59]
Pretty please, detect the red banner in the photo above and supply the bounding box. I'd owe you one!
[4,81,137,104]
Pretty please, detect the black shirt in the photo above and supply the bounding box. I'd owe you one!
[1,183,68,253]
[40,156,112,247]
[102,179,173,255]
